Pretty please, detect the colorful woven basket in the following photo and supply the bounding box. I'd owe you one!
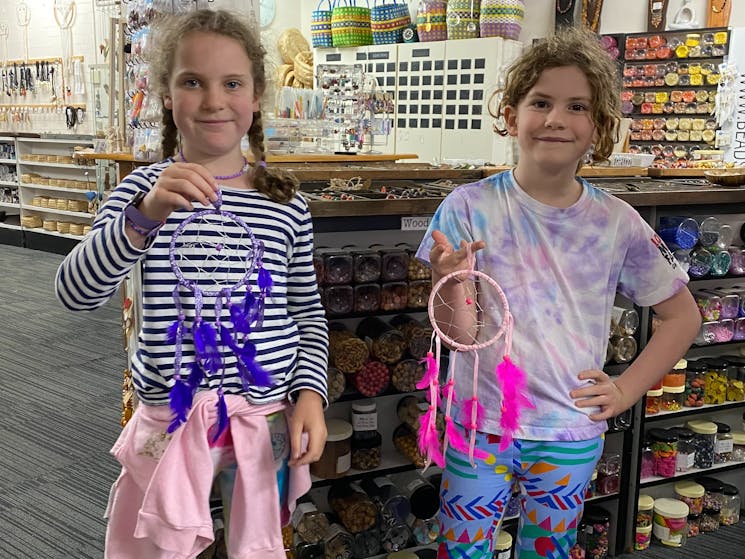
[480,0,524,40]
[331,0,373,47]
[415,0,448,42]
[311,0,335,48]
[446,0,481,41]
[371,0,411,45]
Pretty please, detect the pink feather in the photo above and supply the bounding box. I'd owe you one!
[445,417,489,460]
[460,396,484,431]
[417,407,445,467]
[495,355,534,451]
[441,379,458,404]
[416,352,439,390]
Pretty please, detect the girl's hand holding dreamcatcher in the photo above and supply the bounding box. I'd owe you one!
[418,230,534,469]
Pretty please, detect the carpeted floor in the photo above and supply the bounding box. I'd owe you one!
[0,245,124,558]
[1,243,744,559]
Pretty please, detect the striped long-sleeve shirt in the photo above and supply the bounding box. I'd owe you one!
[56,159,328,406]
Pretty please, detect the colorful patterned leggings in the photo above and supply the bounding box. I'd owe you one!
[437,433,604,559]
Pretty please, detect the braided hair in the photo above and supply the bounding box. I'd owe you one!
[149,9,299,203]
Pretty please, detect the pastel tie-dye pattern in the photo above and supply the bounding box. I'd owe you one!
[417,170,688,442]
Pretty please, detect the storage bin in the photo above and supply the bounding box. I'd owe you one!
[653,498,689,547]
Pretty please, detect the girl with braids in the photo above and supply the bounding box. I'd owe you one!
[55,10,328,558]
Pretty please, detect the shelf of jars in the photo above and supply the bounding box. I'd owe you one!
[640,460,745,489]
[646,400,745,423]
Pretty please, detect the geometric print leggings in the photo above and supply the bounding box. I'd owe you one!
[437,433,604,559]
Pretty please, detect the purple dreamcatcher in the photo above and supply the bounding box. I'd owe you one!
[167,190,273,440]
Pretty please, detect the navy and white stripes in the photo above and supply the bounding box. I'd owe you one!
[55,159,328,407]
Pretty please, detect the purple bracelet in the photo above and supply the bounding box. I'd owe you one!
[125,214,162,237]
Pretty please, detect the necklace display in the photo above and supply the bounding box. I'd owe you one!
[648,0,668,30]
[581,0,603,32]
[178,149,250,180]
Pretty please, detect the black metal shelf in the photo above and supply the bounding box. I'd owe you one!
[640,460,745,489]
[644,400,745,423]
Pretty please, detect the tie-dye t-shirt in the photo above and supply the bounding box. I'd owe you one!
[416,170,688,441]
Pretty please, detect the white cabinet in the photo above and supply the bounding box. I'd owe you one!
[16,137,96,240]
[0,136,20,232]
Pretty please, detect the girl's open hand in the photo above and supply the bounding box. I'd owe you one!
[570,369,630,421]
[429,230,486,278]
[138,162,219,222]
[288,390,327,467]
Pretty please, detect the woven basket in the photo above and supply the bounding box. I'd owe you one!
[332,0,373,47]
[447,0,481,40]
[311,0,335,48]
[415,0,447,42]
[480,0,524,40]
[278,28,310,64]
[371,0,411,45]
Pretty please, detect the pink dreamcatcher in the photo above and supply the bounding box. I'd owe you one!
[417,247,534,468]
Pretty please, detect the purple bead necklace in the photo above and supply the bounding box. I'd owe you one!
[179,149,250,180]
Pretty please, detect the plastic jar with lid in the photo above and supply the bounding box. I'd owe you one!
[391,359,425,393]
[687,420,717,468]
[663,359,687,388]
[354,361,391,397]
[653,498,689,547]
[674,480,704,515]
[322,522,354,559]
[409,515,439,545]
[732,430,745,461]
[687,514,701,538]
[375,246,410,282]
[386,552,418,559]
[714,421,734,463]
[350,400,382,470]
[669,427,696,472]
[661,385,685,411]
[356,316,407,365]
[696,476,724,512]
[393,423,426,467]
[720,484,740,526]
[350,526,381,558]
[493,530,513,559]
[310,418,352,479]
[611,306,639,336]
[295,541,324,559]
[700,507,720,532]
[328,480,378,534]
[351,248,381,284]
[379,520,412,554]
[640,440,655,478]
[610,335,637,363]
[684,361,706,406]
[637,494,655,529]
[360,476,411,525]
[649,428,678,477]
[320,249,354,285]
[704,358,729,404]
[596,453,621,495]
[390,315,432,360]
[583,505,611,559]
[645,387,663,415]
[390,470,440,520]
[727,361,745,401]
[353,283,381,313]
[291,495,330,544]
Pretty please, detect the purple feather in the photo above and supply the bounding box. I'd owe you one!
[258,267,273,292]
[167,377,193,433]
[242,290,257,322]
[187,361,204,391]
[219,325,274,388]
[193,320,222,374]
[229,303,252,335]
[210,390,229,443]
[235,359,254,390]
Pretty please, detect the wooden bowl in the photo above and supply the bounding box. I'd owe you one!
[705,168,745,187]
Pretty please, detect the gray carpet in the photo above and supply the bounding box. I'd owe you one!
[0,245,124,558]
[616,520,745,558]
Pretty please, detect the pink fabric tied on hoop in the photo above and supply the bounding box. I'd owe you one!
[417,243,534,469]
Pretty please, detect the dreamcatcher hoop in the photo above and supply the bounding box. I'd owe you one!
[166,190,274,440]
[418,246,533,469]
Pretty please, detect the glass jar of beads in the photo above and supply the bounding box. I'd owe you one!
[351,248,381,284]
[732,431,745,461]
[645,387,663,415]
[720,484,740,526]
[684,361,706,407]
[687,420,717,469]
[704,358,729,404]
[321,249,354,285]
[674,480,704,515]
[713,421,734,464]
[351,400,382,471]
[700,507,720,533]
[596,454,621,495]
[649,428,678,478]
[327,480,378,534]
[661,385,684,412]
[696,476,724,513]
[636,494,654,551]
[653,498,689,547]
[583,506,610,559]
[687,513,701,538]
[322,522,355,558]
[375,245,410,282]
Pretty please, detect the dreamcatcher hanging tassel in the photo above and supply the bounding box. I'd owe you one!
[417,336,445,468]
[495,313,534,451]
[460,350,487,465]
[166,286,192,433]
[219,325,275,388]
[192,291,223,375]
[211,388,229,444]
[254,263,273,328]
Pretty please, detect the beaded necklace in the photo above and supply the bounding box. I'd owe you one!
[179,149,250,180]
[582,0,603,32]
[556,0,575,14]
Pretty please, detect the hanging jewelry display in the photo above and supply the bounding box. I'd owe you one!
[556,0,577,28]
[581,0,603,32]
[647,0,669,31]
[707,0,731,28]
[668,0,698,30]
[167,190,275,439]
[54,0,77,101]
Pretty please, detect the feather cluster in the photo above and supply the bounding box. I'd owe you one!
[495,355,534,451]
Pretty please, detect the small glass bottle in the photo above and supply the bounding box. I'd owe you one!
[350,400,382,470]
[596,453,621,495]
